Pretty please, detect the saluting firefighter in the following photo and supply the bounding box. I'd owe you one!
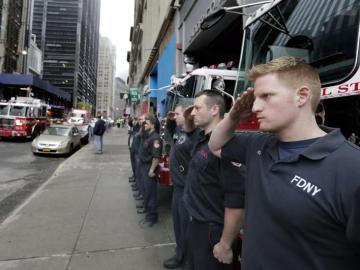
[163,102,196,269]
[183,90,245,270]
[138,113,162,228]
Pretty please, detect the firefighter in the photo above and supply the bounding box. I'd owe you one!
[183,90,245,270]
[209,56,360,269]
[138,113,162,227]
[130,115,147,212]
[163,102,196,269]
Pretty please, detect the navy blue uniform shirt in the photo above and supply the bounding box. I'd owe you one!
[131,130,143,155]
[139,131,162,163]
[222,129,360,270]
[183,130,245,225]
[169,127,198,188]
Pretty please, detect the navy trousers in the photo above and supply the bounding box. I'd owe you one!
[135,156,144,195]
[140,162,158,223]
[172,187,190,263]
[188,221,235,270]
[130,148,136,177]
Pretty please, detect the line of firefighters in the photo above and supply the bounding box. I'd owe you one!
[128,90,245,270]
[127,57,360,270]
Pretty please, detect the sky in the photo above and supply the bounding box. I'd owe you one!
[99,0,135,82]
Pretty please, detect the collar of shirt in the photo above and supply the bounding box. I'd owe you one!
[198,130,211,142]
[264,129,345,161]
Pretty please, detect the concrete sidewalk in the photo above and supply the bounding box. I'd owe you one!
[0,127,175,270]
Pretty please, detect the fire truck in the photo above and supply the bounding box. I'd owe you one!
[0,97,49,139]
[159,65,244,185]
[233,0,360,137]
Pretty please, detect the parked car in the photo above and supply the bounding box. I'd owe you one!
[31,124,81,155]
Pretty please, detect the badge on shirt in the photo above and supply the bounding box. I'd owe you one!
[177,135,186,145]
[154,140,161,148]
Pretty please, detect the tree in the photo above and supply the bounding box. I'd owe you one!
[77,101,92,111]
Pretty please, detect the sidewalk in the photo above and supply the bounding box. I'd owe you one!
[0,127,175,270]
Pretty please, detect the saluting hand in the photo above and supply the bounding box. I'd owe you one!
[213,241,233,264]
[148,170,156,178]
[229,88,255,122]
[167,111,175,120]
[183,105,194,120]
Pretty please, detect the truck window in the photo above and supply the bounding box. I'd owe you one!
[194,75,206,95]
[182,76,195,97]
[9,106,27,117]
[164,92,175,114]
[0,104,9,115]
[41,106,48,117]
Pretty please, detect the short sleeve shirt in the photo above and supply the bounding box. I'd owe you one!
[139,131,162,163]
[183,130,245,225]
[221,129,360,270]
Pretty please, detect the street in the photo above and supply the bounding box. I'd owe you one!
[0,128,175,270]
[0,138,65,223]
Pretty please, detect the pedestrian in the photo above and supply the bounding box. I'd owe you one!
[209,56,360,270]
[183,90,245,270]
[138,113,162,228]
[163,102,196,269]
[93,113,106,154]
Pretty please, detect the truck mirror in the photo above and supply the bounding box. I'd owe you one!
[212,78,225,92]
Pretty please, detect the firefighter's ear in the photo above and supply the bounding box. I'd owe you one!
[296,86,310,107]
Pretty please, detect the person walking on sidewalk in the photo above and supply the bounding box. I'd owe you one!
[209,56,360,270]
[163,103,196,269]
[93,114,106,154]
[138,113,162,227]
[183,90,245,270]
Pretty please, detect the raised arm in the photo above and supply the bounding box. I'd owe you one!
[209,89,255,157]
[183,105,196,133]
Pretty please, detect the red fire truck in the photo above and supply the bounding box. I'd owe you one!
[234,0,360,137]
[159,65,245,185]
[0,97,49,139]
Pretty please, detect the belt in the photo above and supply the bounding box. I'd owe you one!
[189,216,219,226]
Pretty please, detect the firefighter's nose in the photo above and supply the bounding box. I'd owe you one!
[252,98,260,113]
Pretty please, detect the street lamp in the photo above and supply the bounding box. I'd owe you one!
[21,50,28,74]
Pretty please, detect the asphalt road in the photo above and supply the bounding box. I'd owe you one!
[0,137,66,223]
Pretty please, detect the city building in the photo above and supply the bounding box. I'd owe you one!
[96,36,116,118]
[0,0,69,105]
[0,0,25,74]
[128,0,177,116]
[114,77,129,119]
[32,0,101,111]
